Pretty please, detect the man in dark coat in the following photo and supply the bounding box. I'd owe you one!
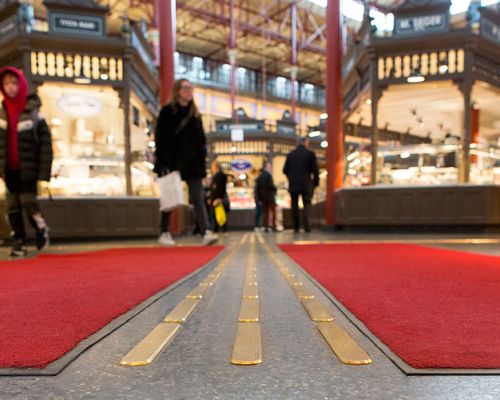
[255,161,277,232]
[283,137,319,233]
[0,67,53,256]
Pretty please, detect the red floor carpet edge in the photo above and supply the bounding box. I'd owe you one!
[279,243,500,369]
[0,246,222,369]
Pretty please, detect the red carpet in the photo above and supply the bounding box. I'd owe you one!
[0,247,222,369]
[280,243,500,369]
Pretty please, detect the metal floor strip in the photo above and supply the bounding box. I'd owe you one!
[230,322,262,365]
[120,323,181,366]
[317,322,372,365]
[164,298,200,323]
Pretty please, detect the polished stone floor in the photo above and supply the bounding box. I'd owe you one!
[1,230,500,399]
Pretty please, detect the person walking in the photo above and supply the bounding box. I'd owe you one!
[154,78,217,246]
[208,161,228,233]
[255,161,277,232]
[283,137,319,233]
[0,67,53,257]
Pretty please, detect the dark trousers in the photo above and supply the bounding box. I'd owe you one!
[254,202,262,228]
[290,191,312,232]
[5,169,44,241]
[262,202,276,230]
[160,177,210,235]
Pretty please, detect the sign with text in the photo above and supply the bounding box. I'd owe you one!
[50,13,104,36]
[0,15,17,42]
[231,128,244,142]
[481,17,500,45]
[394,13,448,36]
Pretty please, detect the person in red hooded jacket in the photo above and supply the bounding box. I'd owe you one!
[0,67,53,257]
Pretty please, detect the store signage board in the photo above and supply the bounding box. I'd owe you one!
[50,12,104,37]
[230,159,252,172]
[481,17,500,45]
[231,129,244,142]
[394,13,449,36]
[58,94,103,118]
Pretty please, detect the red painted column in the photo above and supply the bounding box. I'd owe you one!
[156,0,175,106]
[156,0,179,232]
[325,0,343,226]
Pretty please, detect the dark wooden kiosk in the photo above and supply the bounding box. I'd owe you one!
[336,0,500,230]
[207,108,326,229]
[0,0,164,239]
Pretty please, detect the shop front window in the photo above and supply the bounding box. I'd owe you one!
[39,83,126,196]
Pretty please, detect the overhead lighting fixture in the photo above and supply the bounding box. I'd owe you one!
[400,152,410,159]
[239,173,247,180]
[320,140,328,148]
[439,64,449,74]
[320,113,328,120]
[366,99,372,105]
[309,130,321,138]
[407,75,425,83]
[231,146,237,152]
[74,78,91,84]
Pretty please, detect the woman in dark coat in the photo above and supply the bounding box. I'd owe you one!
[154,79,217,246]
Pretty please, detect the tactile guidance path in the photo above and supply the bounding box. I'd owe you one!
[231,234,262,365]
[120,233,249,366]
[256,233,372,366]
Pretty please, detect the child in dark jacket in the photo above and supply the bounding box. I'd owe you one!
[0,67,53,257]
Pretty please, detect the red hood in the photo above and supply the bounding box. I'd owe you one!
[0,66,28,114]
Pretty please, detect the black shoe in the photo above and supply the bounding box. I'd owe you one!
[36,227,50,250]
[10,239,27,257]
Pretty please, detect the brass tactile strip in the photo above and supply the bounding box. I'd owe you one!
[256,233,372,366]
[317,322,372,365]
[120,234,248,367]
[164,299,200,323]
[231,235,262,365]
[231,322,262,365]
[300,299,334,322]
[238,299,260,322]
[120,323,181,366]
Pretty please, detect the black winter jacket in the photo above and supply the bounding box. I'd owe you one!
[283,145,319,193]
[154,102,207,181]
[255,170,277,205]
[209,171,227,202]
[0,99,53,181]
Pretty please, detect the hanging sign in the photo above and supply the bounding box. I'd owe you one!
[50,13,105,36]
[394,13,448,36]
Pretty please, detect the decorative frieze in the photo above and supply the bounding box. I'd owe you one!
[377,49,464,82]
[30,51,123,82]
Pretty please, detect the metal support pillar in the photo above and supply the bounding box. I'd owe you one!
[156,0,175,106]
[290,1,298,121]
[325,0,343,226]
[229,0,237,116]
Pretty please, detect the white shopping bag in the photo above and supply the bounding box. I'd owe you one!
[157,171,186,211]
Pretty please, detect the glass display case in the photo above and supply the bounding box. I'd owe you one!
[378,144,460,186]
[375,143,500,186]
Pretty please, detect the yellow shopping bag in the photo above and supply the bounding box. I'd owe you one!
[214,202,227,226]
